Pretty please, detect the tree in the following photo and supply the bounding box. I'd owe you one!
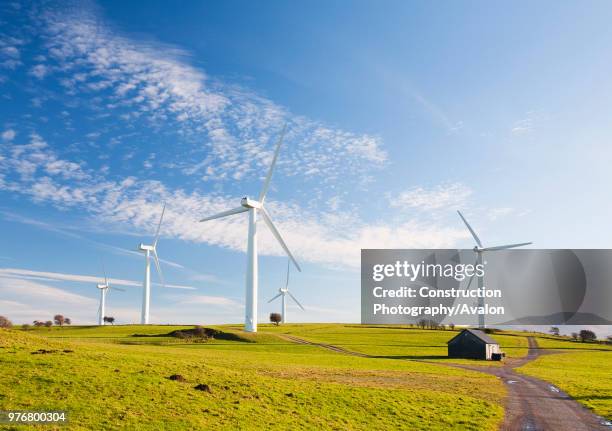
[44,321,53,328]
[579,329,596,343]
[0,316,12,328]
[607,335,612,345]
[33,320,45,327]
[64,318,71,325]
[449,323,455,330]
[571,332,579,341]
[549,327,560,336]
[21,324,31,331]
[54,314,65,326]
[269,313,281,326]
[417,319,427,329]
[103,316,115,325]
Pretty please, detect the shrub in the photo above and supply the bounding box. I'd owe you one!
[21,324,31,331]
[64,318,71,325]
[0,316,13,328]
[44,321,53,328]
[269,313,282,325]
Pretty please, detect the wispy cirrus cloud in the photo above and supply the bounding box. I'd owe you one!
[0,267,195,290]
[31,1,386,189]
[389,183,473,212]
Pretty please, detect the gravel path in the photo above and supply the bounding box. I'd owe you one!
[281,334,611,430]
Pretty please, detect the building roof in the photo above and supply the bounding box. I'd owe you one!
[447,328,499,345]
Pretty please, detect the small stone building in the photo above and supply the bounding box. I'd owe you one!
[447,329,502,360]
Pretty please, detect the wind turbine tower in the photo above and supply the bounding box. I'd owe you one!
[199,126,301,332]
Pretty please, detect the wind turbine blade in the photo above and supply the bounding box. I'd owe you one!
[258,125,286,203]
[153,202,166,247]
[457,211,482,248]
[267,293,282,303]
[260,208,301,272]
[288,291,305,310]
[285,259,290,288]
[199,206,248,222]
[482,242,532,251]
[152,250,165,287]
[111,287,126,292]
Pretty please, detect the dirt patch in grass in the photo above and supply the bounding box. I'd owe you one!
[194,383,212,393]
[168,374,186,382]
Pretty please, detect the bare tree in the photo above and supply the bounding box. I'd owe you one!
[54,315,65,326]
[0,316,12,328]
[269,313,281,326]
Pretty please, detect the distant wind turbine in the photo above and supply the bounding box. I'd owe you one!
[199,126,301,333]
[96,263,125,325]
[268,259,304,323]
[457,210,532,328]
[138,202,166,324]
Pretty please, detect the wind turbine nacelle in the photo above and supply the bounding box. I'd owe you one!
[241,197,262,209]
[139,243,154,251]
[96,284,108,289]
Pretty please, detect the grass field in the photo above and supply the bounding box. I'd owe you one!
[517,335,612,419]
[255,323,529,365]
[1,324,609,430]
[0,325,506,430]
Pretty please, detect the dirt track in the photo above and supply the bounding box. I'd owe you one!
[282,334,611,431]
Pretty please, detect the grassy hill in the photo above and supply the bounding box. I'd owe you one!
[1,324,610,429]
[1,325,505,430]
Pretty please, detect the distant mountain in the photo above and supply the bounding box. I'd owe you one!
[501,312,612,325]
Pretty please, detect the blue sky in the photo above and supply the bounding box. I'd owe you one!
[1,0,611,329]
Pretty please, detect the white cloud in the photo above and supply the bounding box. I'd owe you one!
[0,277,96,306]
[390,183,473,211]
[178,295,239,307]
[1,129,15,141]
[0,268,195,290]
[32,3,386,190]
[29,64,48,79]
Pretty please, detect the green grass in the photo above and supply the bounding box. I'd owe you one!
[517,335,612,419]
[0,325,506,430]
[256,324,529,365]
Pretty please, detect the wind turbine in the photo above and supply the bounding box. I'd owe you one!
[199,126,301,333]
[457,210,532,328]
[138,202,166,324]
[268,259,304,323]
[96,264,125,325]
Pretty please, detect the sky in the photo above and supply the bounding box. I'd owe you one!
[0,1,611,335]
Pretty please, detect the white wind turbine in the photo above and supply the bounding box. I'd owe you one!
[96,264,125,325]
[457,210,532,328]
[199,126,301,333]
[268,259,304,323]
[138,202,166,324]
